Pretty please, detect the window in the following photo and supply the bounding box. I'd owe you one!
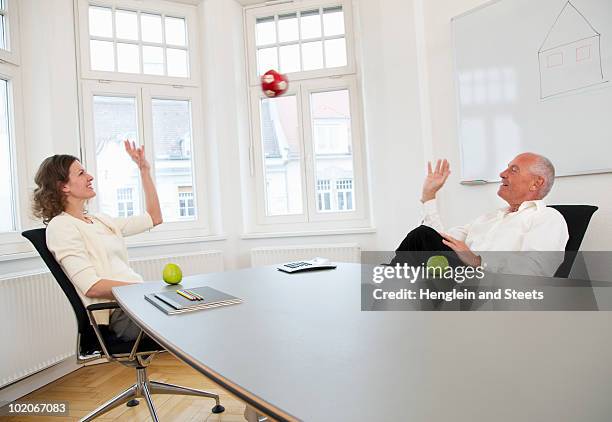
[79,1,205,240]
[246,1,367,231]
[316,179,331,211]
[87,6,188,77]
[77,0,199,85]
[116,187,135,217]
[83,82,205,235]
[91,94,142,217]
[253,6,348,77]
[0,0,19,64]
[0,78,15,232]
[178,186,195,218]
[151,98,197,222]
[336,178,353,211]
[260,95,303,216]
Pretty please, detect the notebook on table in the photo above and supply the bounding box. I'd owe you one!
[145,286,242,315]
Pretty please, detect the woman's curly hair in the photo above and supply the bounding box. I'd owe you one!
[32,155,79,225]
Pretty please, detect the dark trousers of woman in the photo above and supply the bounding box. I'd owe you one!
[391,225,463,267]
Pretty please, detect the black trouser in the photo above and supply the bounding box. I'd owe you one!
[392,225,474,310]
[391,225,463,267]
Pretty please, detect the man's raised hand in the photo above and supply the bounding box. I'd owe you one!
[421,159,450,202]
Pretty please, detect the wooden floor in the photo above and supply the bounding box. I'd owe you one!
[4,354,252,422]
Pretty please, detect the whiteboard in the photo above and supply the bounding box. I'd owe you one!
[452,0,612,182]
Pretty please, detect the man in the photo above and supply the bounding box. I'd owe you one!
[396,153,569,276]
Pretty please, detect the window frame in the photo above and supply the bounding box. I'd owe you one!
[80,80,211,242]
[244,0,368,234]
[0,0,20,65]
[248,74,368,232]
[244,0,356,86]
[0,62,29,256]
[76,0,200,86]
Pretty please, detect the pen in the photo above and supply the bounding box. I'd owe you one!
[186,289,204,301]
[177,290,196,301]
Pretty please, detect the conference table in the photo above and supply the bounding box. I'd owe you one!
[113,263,612,422]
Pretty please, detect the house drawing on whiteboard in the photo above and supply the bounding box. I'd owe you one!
[538,1,607,99]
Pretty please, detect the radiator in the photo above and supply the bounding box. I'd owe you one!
[129,251,224,281]
[0,251,224,389]
[0,271,76,388]
[250,243,361,267]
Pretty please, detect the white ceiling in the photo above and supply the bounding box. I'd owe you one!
[167,0,274,6]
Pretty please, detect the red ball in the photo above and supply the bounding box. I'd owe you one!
[261,69,289,98]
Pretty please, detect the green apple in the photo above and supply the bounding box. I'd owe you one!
[163,263,183,285]
[426,255,449,277]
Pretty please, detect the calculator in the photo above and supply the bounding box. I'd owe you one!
[277,257,337,273]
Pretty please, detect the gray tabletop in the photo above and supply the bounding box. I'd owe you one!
[113,263,612,422]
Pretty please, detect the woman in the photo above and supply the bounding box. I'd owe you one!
[32,141,163,341]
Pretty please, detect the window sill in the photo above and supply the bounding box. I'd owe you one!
[241,226,376,240]
[0,235,228,262]
[126,234,227,249]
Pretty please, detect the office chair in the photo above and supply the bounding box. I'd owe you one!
[547,205,598,278]
[22,228,225,422]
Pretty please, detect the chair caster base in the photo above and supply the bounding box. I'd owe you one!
[126,399,140,407]
[211,404,225,413]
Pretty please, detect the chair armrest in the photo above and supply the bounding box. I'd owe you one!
[87,302,120,311]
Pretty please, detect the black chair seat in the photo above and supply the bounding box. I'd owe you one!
[98,325,163,355]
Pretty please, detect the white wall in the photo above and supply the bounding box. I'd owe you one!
[420,0,612,250]
[1,0,426,277]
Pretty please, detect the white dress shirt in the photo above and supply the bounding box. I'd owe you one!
[421,199,569,276]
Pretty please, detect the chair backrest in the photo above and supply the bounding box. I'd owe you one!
[22,228,101,355]
[547,205,598,278]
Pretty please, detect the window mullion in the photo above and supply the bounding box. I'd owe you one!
[298,81,314,222]
[161,13,168,76]
[319,7,327,68]
[138,86,149,214]
[111,5,118,72]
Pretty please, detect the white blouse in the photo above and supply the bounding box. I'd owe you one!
[46,212,154,324]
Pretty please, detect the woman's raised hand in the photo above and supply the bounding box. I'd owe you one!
[124,140,151,172]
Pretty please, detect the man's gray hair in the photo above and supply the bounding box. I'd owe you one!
[529,154,555,198]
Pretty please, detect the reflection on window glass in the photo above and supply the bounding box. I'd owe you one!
[300,10,321,39]
[255,6,347,75]
[257,47,278,75]
[323,6,345,36]
[115,10,138,40]
[166,48,189,77]
[324,38,347,68]
[0,15,7,51]
[178,186,195,217]
[302,41,323,71]
[87,7,190,78]
[92,96,141,217]
[278,13,298,43]
[256,16,275,46]
[152,98,196,222]
[90,40,115,71]
[165,17,187,46]
[116,187,135,217]
[143,46,164,75]
[279,44,300,74]
[89,6,113,38]
[311,89,354,212]
[260,95,303,216]
[0,79,14,232]
[117,43,140,73]
[141,13,163,43]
